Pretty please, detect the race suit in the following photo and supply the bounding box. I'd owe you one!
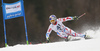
[46,16,85,39]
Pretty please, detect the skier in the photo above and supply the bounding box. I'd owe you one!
[46,14,89,42]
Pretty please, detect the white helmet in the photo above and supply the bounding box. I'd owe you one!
[49,15,57,23]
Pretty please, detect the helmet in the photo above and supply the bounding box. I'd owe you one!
[49,15,57,23]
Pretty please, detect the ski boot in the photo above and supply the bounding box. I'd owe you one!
[84,34,91,39]
[65,35,72,41]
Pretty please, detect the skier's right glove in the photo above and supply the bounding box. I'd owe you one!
[73,16,79,20]
[46,37,50,43]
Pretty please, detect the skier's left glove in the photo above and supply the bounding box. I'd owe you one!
[46,37,50,43]
[73,16,79,20]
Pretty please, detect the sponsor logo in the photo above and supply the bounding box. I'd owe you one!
[6,5,20,10]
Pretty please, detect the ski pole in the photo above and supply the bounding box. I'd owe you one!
[78,13,86,19]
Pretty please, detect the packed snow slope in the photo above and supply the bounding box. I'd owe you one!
[0,28,100,51]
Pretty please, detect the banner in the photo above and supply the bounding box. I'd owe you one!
[3,1,23,20]
[2,0,29,47]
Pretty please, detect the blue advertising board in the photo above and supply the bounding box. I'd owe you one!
[1,0,29,47]
[3,1,23,20]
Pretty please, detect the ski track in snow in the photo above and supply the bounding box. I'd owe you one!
[0,28,100,51]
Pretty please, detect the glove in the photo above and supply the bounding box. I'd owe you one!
[46,37,50,43]
[73,16,79,20]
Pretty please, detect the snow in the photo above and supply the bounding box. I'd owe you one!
[0,28,100,51]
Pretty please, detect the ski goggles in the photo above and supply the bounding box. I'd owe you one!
[50,20,55,23]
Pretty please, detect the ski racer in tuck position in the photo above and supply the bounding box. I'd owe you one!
[46,13,90,42]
